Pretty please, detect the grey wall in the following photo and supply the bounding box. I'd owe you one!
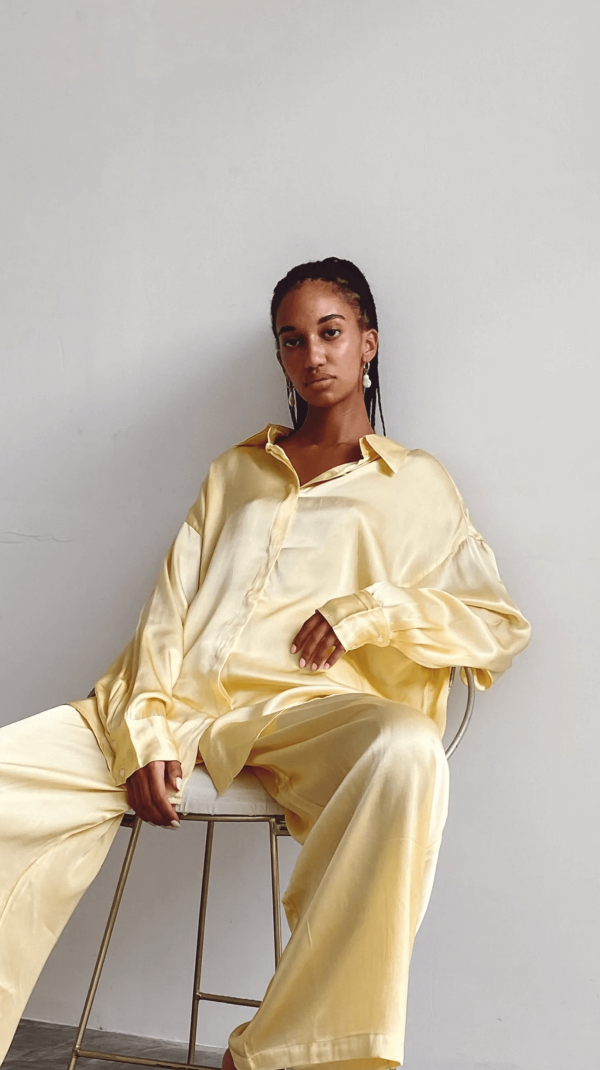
[1,2,598,1067]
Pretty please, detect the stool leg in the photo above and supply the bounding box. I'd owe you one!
[268,820,282,968]
[269,821,287,1070]
[187,820,215,1064]
[66,816,143,1070]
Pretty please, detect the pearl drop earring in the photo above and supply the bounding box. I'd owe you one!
[362,363,372,390]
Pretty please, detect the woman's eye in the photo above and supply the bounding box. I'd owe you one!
[324,328,341,338]
[283,338,301,348]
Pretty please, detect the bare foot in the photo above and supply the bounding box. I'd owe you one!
[222,1048,283,1070]
[222,1049,236,1070]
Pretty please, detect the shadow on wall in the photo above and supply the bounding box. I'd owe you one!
[24,780,302,1046]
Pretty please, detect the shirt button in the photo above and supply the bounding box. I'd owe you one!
[119,768,125,778]
[377,637,384,643]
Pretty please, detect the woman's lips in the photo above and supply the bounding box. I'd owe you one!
[306,376,334,387]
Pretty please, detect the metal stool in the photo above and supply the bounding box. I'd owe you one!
[67,668,475,1070]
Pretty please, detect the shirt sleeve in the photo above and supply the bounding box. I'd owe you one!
[94,518,203,783]
[317,531,531,691]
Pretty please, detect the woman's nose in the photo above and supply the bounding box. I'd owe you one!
[304,337,326,368]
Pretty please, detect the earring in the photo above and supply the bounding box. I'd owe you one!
[362,363,372,390]
[287,378,296,412]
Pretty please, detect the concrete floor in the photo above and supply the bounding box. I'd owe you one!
[4,1019,224,1070]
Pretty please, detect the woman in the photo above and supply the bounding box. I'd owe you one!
[0,257,530,1069]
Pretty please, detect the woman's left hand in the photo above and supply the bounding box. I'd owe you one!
[291,611,346,671]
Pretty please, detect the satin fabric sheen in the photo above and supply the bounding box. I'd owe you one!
[1,426,531,1068]
[71,424,530,795]
[0,694,447,1070]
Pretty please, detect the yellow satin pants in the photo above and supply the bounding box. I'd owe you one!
[0,694,449,1070]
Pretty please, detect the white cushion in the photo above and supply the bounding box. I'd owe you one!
[179,765,286,817]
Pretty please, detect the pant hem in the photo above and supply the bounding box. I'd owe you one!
[228,1030,404,1070]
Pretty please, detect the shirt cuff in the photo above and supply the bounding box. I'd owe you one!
[317,590,391,651]
[109,711,181,785]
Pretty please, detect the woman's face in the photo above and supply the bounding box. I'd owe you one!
[276,280,378,412]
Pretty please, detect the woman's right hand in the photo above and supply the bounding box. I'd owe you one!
[126,759,182,827]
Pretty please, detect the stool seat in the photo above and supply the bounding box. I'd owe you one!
[179,765,286,818]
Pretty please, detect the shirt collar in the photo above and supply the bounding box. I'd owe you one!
[235,424,407,474]
[234,424,292,449]
[359,433,407,473]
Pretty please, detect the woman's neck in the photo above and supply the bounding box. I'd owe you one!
[288,400,375,447]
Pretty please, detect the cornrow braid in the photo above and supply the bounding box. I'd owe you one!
[270,257,386,434]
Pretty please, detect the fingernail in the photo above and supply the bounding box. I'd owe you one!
[312,663,318,671]
[299,658,306,667]
[290,644,297,653]
[324,662,330,670]
[171,820,180,828]
[175,777,183,791]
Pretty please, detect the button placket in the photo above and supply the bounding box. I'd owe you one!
[213,483,299,696]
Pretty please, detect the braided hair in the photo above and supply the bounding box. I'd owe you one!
[270,257,386,434]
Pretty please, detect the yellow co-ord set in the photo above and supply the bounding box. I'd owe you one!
[0,425,530,1068]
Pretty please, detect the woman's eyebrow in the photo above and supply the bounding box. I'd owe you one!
[277,313,346,336]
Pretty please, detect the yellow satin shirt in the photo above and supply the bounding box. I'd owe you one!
[72,424,530,793]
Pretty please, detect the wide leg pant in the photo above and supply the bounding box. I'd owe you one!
[0,695,449,1070]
